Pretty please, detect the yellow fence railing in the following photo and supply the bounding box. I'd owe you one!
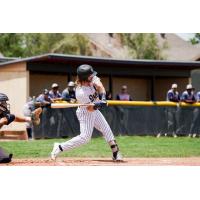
[53,100,200,107]
[107,100,200,107]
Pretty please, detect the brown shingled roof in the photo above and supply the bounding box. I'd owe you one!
[156,33,200,61]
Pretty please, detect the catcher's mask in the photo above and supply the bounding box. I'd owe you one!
[77,64,97,82]
[0,93,10,114]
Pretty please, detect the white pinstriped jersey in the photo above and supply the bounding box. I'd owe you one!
[76,86,98,104]
[75,76,101,104]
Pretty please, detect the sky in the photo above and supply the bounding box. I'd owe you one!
[176,33,195,41]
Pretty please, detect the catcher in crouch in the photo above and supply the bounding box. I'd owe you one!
[0,93,42,130]
[51,64,122,161]
[0,93,42,163]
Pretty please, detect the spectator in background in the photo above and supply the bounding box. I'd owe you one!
[167,83,180,102]
[49,83,62,101]
[106,91,112,100]
[116,85,133,101]
[181,84,196,104]
[192,90,200,138]
[62,81,76,103]
[196,90,200,102]
[23,96,36,140]
[165,83,180,138]
[36,89,52,104]
[23,89,52,139]
[181,84,197,137]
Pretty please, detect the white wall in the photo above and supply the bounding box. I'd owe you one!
[0,63,29,131]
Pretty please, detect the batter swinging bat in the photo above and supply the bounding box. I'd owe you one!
[51,103,94,109]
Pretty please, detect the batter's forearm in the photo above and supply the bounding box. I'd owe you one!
[98,86,106,94]
[94,81,106,94]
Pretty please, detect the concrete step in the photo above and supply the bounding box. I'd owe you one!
[0,131,28,140]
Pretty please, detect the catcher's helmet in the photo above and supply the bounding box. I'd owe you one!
[0,93,9,102]
[0,93,10,113]
[77,64,97,81]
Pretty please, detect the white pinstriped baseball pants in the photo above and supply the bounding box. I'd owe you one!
[60,108,115,151]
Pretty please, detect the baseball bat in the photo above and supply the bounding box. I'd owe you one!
[51,103,94,109]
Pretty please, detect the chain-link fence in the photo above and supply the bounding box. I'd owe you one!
[33,105,200,138]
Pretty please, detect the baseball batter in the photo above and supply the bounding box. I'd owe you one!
[51,64,122,161]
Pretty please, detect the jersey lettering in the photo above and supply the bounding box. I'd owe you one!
[89,92,98,102]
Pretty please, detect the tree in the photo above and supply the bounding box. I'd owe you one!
[0,33,92,57]
[190,33,200,44]
[52,34,92,55]
[22,33,66,56]
[119,33,164,60]
[0,33,24,57]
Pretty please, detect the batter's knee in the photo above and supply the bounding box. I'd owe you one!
[79,135,91,144]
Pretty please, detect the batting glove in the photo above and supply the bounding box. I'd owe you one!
[99,93,106,101]
[93,101,107,110]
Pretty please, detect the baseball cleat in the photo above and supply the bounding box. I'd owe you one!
[51,143,61,161]
[31,107,42,125]
[156,133,161,138]
[192,134,197,138]
[113,151,123,162]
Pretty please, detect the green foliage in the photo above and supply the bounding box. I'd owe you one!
[120,33,164,60]
[0,33,91,57]
[52,33,92,55]
[22,33,66,56]
[0,33,24,57]
[190,33,200,44]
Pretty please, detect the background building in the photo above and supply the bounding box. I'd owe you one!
[1,53,200,132]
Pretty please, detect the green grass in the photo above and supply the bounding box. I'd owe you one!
[0,136,200,158]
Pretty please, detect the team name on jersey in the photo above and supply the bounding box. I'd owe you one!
[89,91,98,102]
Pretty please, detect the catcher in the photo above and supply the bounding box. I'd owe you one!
[0,93,42,129]
[0,93,42,163]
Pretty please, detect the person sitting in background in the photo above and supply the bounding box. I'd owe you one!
[49,83,62,101]
[62,81,76,103]
[106,91,112,100]
[116,85,132,101]
[181,84,196,104]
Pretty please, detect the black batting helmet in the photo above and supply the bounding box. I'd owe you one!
[77,64,97,81]
[0,93,10,113]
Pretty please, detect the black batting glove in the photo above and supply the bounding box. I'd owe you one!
[99,93,106,101]
[93,101,107,110]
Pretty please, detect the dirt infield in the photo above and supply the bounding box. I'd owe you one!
[1,157,200,166]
